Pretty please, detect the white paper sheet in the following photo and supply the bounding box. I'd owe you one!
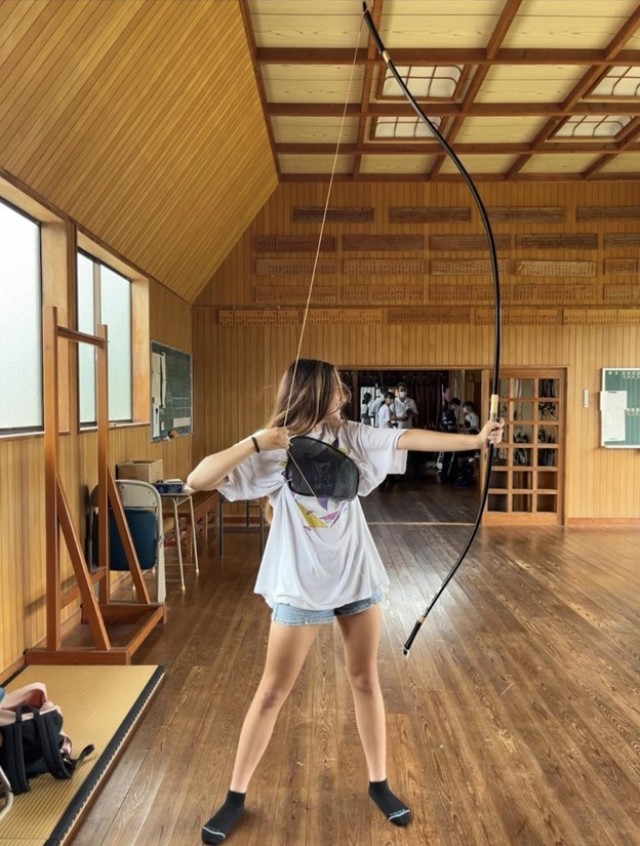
[602,409,626,441]
[600,390,627,410]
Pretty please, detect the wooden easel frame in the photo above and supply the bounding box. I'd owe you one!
[26,306,165,666]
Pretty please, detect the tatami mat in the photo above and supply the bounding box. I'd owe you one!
[0,664,164,846]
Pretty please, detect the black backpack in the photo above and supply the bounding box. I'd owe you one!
[0,683,94,795]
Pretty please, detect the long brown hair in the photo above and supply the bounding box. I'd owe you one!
[267,359,350,435]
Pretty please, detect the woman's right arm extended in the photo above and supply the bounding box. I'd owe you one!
[186,427,290,491]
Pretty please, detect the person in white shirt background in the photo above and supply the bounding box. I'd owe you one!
[376,390,396,429]
[187,359,504,845]
[392,382,418,430]
[370,386,394,426]
[392,382,420,477]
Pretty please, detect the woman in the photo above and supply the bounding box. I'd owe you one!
[187,359,504,844]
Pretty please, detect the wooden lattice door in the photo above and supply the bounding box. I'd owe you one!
[484,369,565,525]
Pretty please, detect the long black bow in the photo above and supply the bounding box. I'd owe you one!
[362,4,502,654]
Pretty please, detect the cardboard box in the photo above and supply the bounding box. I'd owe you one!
[116,459,164,484]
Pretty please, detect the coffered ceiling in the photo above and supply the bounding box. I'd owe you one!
[242,0,640,181]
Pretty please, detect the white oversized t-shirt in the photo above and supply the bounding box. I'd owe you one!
[217,421,406,611]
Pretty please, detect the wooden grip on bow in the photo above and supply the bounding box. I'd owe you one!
[489,393,499,423]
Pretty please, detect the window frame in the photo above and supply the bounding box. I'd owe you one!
[0,197,44,436]
[76,249,134,428]
[76,231,150,432]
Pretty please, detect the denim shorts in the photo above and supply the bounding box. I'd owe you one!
[271,591,383,626]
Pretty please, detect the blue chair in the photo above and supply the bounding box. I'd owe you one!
[90,481,165,603]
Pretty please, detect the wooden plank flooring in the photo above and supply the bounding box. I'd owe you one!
[70,495,639,846]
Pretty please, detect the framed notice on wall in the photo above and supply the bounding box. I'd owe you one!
[150,341,192,442]
[600,368,640,448]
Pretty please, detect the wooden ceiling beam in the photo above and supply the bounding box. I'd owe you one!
[275,141,635,155]
[256,47,640,66]
[604,3,640,59]
[268,102,640,118]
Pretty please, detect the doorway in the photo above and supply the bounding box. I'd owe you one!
[340,368,483,525]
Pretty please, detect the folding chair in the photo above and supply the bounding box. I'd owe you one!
[90,480,166,603]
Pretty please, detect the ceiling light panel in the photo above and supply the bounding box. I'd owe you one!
[589,67,640,99]
[554,115,632,139]
[373,116,442,140]
[380,66,463,100]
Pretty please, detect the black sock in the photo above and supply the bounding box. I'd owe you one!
[368,779,411,826]
[201,790,246,844]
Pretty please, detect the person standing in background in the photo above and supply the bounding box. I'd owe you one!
[392,383,417,430]
[376,392,396,429]
[361,392,373,425]
[371,388,394,427]
[393,383,419,477]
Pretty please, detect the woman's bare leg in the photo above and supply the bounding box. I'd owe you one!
[202,621,322,843]
[230,620,321,792]
[336,603,386,780]
[337,605,411,826]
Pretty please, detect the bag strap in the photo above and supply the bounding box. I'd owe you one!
[29,708,73,780]
[29,708,95,779]
[0,708,30,794]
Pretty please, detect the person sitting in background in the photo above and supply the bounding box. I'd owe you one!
[462,401,480,432]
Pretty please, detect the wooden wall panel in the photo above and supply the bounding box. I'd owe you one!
[194,180,640,531]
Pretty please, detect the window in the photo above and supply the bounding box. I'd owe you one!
[373,115,441,140]
[380,65,463,100]
[77,252,132,425]
[553,114,632,139]
[0,199,42,432]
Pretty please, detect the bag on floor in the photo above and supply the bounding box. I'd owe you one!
[0,682,94,795]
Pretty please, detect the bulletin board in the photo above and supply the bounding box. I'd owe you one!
[150,342,192,441]
[600,368,640,448]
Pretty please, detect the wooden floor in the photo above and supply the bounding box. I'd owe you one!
[70,490,640,846]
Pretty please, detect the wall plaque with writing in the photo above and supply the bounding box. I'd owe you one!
[343,234,424,251]
[516,260,595,277]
